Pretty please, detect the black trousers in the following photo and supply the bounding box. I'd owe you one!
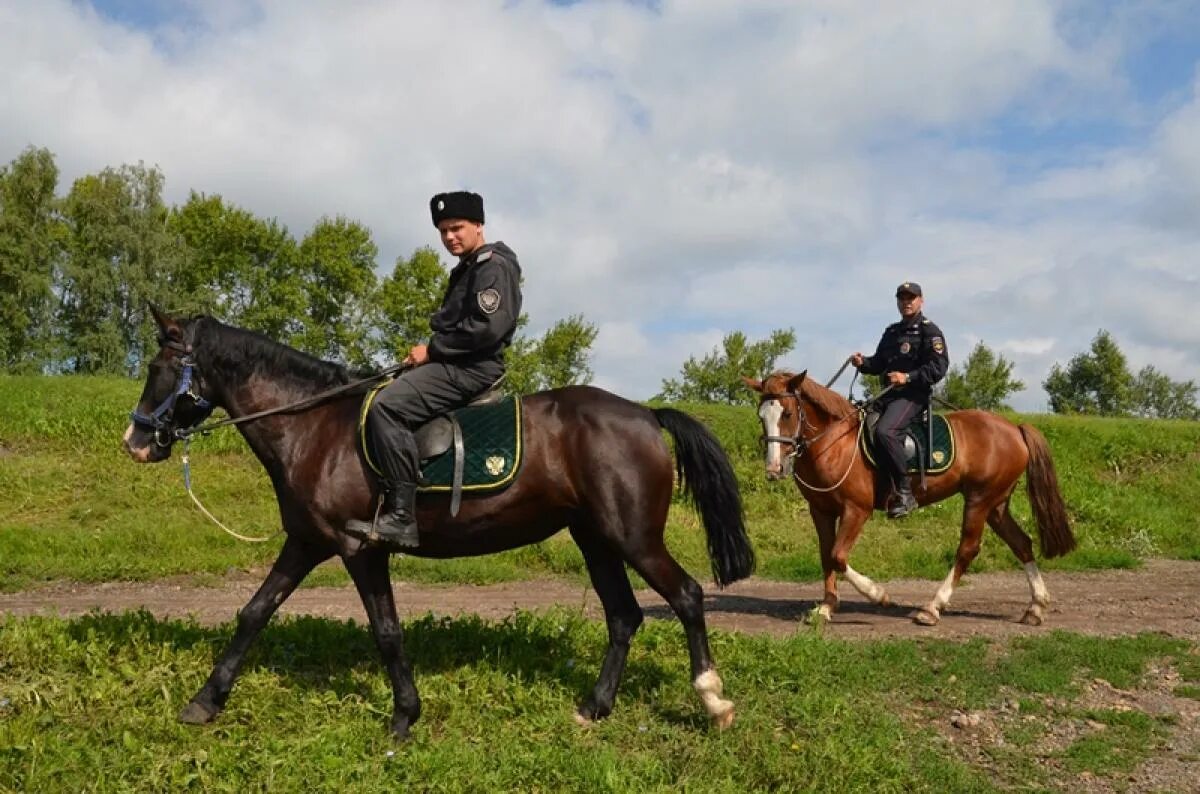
[363,358,504,488]
[873,396,924,491]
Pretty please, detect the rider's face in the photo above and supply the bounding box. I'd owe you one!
[437,219,484,258]
[897,293,923,319]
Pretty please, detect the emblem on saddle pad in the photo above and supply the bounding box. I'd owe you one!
[932,450,945,464]
[485,455,506,476]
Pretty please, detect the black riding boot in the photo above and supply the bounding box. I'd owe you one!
[346,483,420,548]
[887,481,918,519]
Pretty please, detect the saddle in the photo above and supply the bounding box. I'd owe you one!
[358,380,524,517]
[861,404,956,477]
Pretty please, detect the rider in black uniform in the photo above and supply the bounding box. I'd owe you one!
[347,191,522,547]
[851,281,949,518]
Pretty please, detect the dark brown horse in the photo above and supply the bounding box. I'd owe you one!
[122,308,755,739]
[743,370,1074,626]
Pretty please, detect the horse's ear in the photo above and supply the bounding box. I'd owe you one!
[786,370,808,393]
[741,375,763,393]
[148,302,183,342]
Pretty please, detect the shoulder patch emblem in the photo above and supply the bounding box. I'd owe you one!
[932,337,945,354]
[477,288,501,314]
[475,249,492,263]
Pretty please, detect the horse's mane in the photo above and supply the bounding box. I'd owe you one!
[768,370,855,420]
[192,316,378,394]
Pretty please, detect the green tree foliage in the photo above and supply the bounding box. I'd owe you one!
[1131,365,1199,420]
[505,314,598,395]
[660,328,796,406]
[937,341,1024,410]
[1044,330,1134,416]
[376,247,448,358]
[296,216,379,367]
[58,163,179,374]
[167,192,302,344]
[0,147,63,372]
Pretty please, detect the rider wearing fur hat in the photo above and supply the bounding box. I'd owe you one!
[348,191,522,547]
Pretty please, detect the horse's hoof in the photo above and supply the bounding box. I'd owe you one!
[178,700,218,725]
[913,609,940,626]
[806,605,833,626]
[1020,609,1044,627]
[390,721,412,742]
[573,711,594,728]
[712,706,735,731]
[877,593,892,608]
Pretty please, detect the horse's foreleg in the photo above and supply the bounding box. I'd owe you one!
[987,502,1050,625]
[627,542,734,729]
[916,499,989,625]
[343,547,421,740]
[569,526,644,725]
[809,507,840,621]
[180,535,325,725]
[819,504,880,620]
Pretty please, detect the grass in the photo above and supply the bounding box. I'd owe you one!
[1,610,1194,792]
[2,375,1200,591]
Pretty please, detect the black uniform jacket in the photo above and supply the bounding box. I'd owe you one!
[428,241,522,364]
[857,312,949,399]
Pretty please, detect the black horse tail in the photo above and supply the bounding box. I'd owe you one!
[1019,424,1076,558]
[653,408,756,587]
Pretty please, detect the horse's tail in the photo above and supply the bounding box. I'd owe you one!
[1019,424,1076,558]
[653,408,756,587]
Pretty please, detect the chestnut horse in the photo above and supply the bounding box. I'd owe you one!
[743,370,1074,626]
[122,308,755,739]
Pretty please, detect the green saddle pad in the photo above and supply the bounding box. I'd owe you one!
[417,396,523,493]
[862,412,955,475]
[359,386,523,494]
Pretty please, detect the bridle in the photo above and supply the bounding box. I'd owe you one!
[128,338,214,448]
[757,388,872,493]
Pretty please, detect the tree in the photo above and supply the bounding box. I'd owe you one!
[295,216,379,368]
[505,314,598,394]
[660,328,796,406]
[376,247,448,359]
[0,146,63,372]
[167,192,303,344]
[1131,365,1199,420]
[58,163,179,374]
[1043,330,1134,416]
[937,341,1024,410]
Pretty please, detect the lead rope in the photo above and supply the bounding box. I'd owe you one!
[791,412,867,493]
[181,440,281,543]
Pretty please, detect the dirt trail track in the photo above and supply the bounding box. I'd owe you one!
[3,560,1198,640]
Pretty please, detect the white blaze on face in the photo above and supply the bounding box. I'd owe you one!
[758,399,784,471]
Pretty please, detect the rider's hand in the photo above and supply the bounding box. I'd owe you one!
[851,352,864,368]
[886,371,908,386]
[404,344,430,366]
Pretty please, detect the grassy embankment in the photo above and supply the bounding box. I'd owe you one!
[1,375,1198,591]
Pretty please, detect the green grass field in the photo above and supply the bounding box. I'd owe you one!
[1,609,1195,792]
[2,375,1198,591]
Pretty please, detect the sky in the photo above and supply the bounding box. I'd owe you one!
[2,0,1199,409]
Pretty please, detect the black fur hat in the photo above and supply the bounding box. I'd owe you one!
[430,191,484,226]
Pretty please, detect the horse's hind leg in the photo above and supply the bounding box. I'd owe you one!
[915,498,989,626]
[987,500,1050,626]
[180,536,326,725]
[623,540,734,729]
[343,547,421,740]
[569,525,644,725]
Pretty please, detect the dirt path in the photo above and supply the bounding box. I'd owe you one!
[3,559,1199,640]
